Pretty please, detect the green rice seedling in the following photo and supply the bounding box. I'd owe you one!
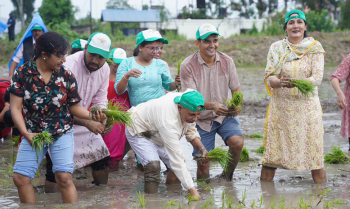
[165,199,176,207]
[239,147,250,162]
[237,204,244,209]
[32,131,54,163]
[266,196,276,209]
[175,57,185,92]
[224,91,244,110]
[136,191,147,208]
[259,195,264,209]
[12,135,20,145]
[197,181,213,192]
[298,196,307,209]
[106,58,114,66]
[324,146,349,164]
[250,133,263,138]
[201,200,209,209]
[226,196,234,208]
[187,193,198,204]
[90,101,132,129]
[255,145,265,154]
[176,201,183,209]
[194,147,233,172]
[241,188,247,205]
[251,199,256,208]
[289,79,315,97]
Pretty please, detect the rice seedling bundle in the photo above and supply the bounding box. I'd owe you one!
[255,145,265,154]
[224,91,243,110]
[32,131,54,163]
[239,147,250,162]
[289,80,315,97]
[193,147,233,172]
[90,101,132,129]
[176,57,185,92]
[106,58,114,66]
[250,133,263,139]
[324,146,349,164]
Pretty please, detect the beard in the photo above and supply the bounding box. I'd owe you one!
[84,51,102,72]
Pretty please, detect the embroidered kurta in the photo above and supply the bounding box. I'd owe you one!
[262,39,325,170]
[330,54,350,138]
[63,51,110,169]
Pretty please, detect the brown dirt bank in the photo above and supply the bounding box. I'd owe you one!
[242,98,340,116]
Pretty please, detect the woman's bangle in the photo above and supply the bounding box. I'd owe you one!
[199,146,205,154]
[123,75,130,81]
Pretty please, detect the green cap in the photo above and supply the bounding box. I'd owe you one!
[174,89,206,112]
[87,32,112,59]
[71,39,87,50]
[196,23,220,40]
[109,48,127,64]
[135,29,169,48]
[31,23,43,31]
[285,10,307,24]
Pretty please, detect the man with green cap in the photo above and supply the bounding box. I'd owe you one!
[180,23,244,182]
[8,23,44,79]
[70,39,87,54]
[44,32,113,193]
[126,89,208,199]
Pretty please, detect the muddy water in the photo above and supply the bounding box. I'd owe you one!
[1,67,350,208]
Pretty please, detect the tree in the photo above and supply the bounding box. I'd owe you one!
[230,0,255,18]
[339,0,350,29]
[142,4,149,10]
[38,0,76,25]
[10,0,35,26]
[106,0,134,10]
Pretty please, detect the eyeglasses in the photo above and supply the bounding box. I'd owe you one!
[54,53,68,59]
[145,46,162,52]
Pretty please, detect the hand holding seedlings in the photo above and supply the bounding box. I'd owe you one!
[30,131,54,163]
[212,102,229,116]
[289,79,316,97]
[280,77,293,88]
[90,109,107,122]
[23,132,37,146]
[224,91,243,116]
[199,147,209,164]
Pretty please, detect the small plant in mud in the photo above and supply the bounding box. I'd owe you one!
[197,181,213,192]
[187,193,198,204]
[136,191,147,208]
[239,147,250,162]
[240,188,247,205]
[255,145,265,154]
[250,133,263,139]
[324,146,349,164]
[259,195,264,209]
[164,199,176,208]
[194,147,233,172]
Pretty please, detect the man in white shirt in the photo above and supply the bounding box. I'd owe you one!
[8,24,44,79]
[126,89,208,199]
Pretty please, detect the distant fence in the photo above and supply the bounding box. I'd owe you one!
[141,18,266,39]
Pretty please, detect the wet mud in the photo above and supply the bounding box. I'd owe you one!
[1,67,349,208]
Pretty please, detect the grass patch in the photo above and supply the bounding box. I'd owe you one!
[289,80,315,97]
[32,131,54,163]
[239,147,250,162]
[324,146,349,164]
[256,145,265,154]
[250,133,263,139]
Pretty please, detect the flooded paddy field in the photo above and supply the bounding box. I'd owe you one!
[1,67,350,208]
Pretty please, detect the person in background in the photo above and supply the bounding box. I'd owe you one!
[126,89,208,197]
[70,39,87,54]
[180,23,244,181]
[261,10,326,182]
[10,31,103,203]
[7,13,15,42]
[8,23,45,80]
[103,47,130,170]
[330,53,350,156]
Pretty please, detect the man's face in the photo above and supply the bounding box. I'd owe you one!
[178,105,202,124]
[32,29,43,41]
[195,34,219,59]
[84,49,106,72]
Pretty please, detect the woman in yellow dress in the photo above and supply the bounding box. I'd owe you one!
[261,10,327,183]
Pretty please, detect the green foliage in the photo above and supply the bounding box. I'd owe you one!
[106,0,134,9]
[163,31,187,42]
[256,145,265,154]
[264,11,285,36]
[39,0,76,25]
[187,193,198,204]
[250,133,263,138]
[248,23,259,35]
[239,147,250,162]
[200,147,233,172]
[12,135,20,145]
[305,10,335,32]
[136,191,147,208]
[289,80,315,97]
[10,0,35,24]
[48,22,89,42]
[324,146,349,164]
[339,0,350,30]
[224,91,243,109]
[32,131,54,163]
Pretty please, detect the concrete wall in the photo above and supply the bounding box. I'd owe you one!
[140,18,266,40]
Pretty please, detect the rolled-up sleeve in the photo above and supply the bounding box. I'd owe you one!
[158,126,194,190]
[185,122,200,142]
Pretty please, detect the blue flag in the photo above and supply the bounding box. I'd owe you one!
[0,21,9,35]
[8,12,48,70]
